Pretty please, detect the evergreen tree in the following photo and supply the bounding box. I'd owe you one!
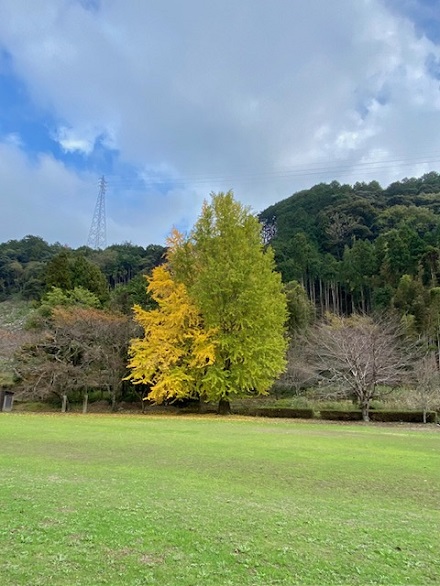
[71,255,109,304]
[45,251,72,291]
[285,280,315,335]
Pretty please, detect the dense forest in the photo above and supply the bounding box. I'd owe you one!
[0,237,166,312]
[260,171,440,337]
[3,171,440,329]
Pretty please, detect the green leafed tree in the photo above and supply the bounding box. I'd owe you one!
[45,250,72,291]
[128,191,288,413]
[284,280,315,336]
[45,251,109,304]
[43,286,102,309]
[393,274,427,328]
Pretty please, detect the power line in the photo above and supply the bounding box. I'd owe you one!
[103,152,440,190]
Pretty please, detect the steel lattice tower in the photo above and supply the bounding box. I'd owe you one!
[87,176,107,249]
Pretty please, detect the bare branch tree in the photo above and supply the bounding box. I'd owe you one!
[407,353,440,423]
[307,314,411,421]
[14,328,88,403]
[274,339,317,397]
[15,307,134,410]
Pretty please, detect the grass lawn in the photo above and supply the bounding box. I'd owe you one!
[0,414,439,585]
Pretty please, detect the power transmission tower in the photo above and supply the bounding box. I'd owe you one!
[87,176,107,249]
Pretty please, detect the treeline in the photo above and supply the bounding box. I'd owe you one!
[0,237,166,400]
[4,171,440,327]
[260,171,440,336]
[0,236,166,312]
[4,171,440,325]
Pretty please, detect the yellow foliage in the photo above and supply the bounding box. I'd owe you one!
[166,227,185,252]
[127,264,217,403]
[128,193,287,406]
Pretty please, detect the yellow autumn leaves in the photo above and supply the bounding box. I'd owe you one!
[128,262,217,403]
[127,192,288,406]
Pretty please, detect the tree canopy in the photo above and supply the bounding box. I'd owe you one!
[128,191,288,411]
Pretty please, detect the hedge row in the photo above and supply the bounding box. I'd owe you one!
[254,407,315,419]
[370,410,437,423]
[234,407,437,423]
[319,410,363,421]
[320,409,437,423]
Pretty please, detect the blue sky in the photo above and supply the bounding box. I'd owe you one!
[1,0,440,247]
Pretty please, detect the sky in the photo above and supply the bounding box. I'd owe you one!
[1,0,440,248]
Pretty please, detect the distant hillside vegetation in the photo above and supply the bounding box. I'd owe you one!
[0,236,166,313]
[3,172,440,335]
[260,172,440,332]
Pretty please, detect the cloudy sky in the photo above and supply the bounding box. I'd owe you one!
[1,0,440,248]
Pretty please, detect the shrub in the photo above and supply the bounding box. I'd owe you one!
[13,401,57,412]
[318,409,437,423]
[254,407,315,419]
[231,405,258,416]
[273,397,313,409]
[270,384,305,399]
[370,410,437,423]
[319,410,363,421]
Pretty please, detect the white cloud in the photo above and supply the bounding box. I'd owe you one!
[0,140,95,245]
[0,139,198,247]
[56,126,96,154]
[1,0,440,245]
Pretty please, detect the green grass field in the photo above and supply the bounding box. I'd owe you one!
[0,414,439,586]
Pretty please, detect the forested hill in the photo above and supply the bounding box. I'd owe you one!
[3,171,440,331]
[259,171,440,328]
[0,238,166,313]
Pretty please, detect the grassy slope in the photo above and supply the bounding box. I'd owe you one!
[0,300,35,332]
[0,414,439,586]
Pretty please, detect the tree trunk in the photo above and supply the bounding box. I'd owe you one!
[338,283,343,316]
[319,278,323,315]
[61,394,68,413]
[110,378,120,412]
[423,408,427,424]
[310,277,316,305]
[82,392,89,414]
[141,392,148,413]
[218,397,231,415]
[437,331,440,370]
[361,402,370,422]
[324,282,329,313]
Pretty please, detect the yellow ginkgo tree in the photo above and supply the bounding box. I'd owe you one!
[127,192,288,413]
[127,240,217,404]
